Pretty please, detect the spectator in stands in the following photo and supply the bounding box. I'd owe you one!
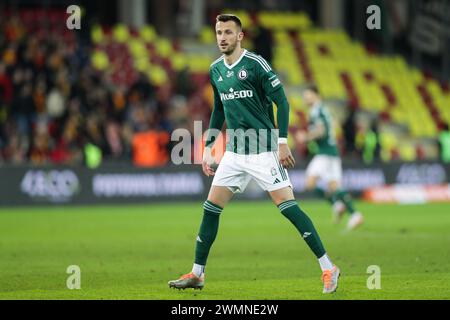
[3,132,27,164]
[29,123,51,165]
[4,15,25,43]
[362,120,380,164]
[0,63,13,105]
[46,85,66,120]
[155,83,175,132]
[438,124,450,164]
[33,75,47,114]
[343,107,357,158]
[51,112,83,164]
[104,120,125,159]
[10,81,35,136]
[85,112,107,153]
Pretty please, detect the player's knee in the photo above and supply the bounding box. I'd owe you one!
[203,200,223,215]
[275,197,294,207]
[206,193,229,208]
[207,186,233,208]
[305,179,316,191]
[270,187,295,206]
[328,181,339,193]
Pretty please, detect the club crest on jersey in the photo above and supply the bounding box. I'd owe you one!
[238,68,248,80]
[226,70,234,78]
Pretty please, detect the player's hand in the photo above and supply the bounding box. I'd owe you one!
[295,131,307,144]
[278,143,295,169]
[202,147,216,176]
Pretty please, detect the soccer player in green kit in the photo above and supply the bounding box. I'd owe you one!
[295,84,364,230]
[168,14,340,294]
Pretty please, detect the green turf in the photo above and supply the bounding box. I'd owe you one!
[0,201,449,299]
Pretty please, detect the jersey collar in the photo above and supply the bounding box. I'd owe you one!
[223,49,247,69]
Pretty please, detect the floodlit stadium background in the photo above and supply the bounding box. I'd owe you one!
[0,0,449,300]
[0,0,449,204]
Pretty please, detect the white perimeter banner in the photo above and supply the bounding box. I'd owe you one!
[363,184,450,204]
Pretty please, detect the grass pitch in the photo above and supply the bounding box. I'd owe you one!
[0,201,449,300]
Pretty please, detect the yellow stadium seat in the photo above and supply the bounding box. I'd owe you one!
[91,25,105,44]
[199,27,215,44]
[147,65,168,86]
[128,39,147,59]
[140,25,157,42]
[91,50,109,71]
[155,38,173,58]
[399,143,417,161]
[134,56,150,72]
[171,53,187,72]
[113,24,130,43]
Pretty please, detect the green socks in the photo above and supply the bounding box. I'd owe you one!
[316,186,357,215]
[278,200,326,258]
[314,187,334,204]
[194,200,325,274]
[194,200,329,271]
[333,190,356,214]
[194,200,223,266]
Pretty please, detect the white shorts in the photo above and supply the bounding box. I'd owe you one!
[212,151,293,193]
[305,155,342,184]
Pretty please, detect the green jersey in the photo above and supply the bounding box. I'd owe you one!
[308,102,339,156]
[208,49,286,154]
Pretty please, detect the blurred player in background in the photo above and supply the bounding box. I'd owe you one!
[168,14,340,294]
[295,84,364,230]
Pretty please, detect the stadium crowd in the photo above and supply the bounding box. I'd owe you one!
[0,12,212,167]
[1,10,447,167]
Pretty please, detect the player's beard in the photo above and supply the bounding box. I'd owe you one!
[221,40,238,55]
